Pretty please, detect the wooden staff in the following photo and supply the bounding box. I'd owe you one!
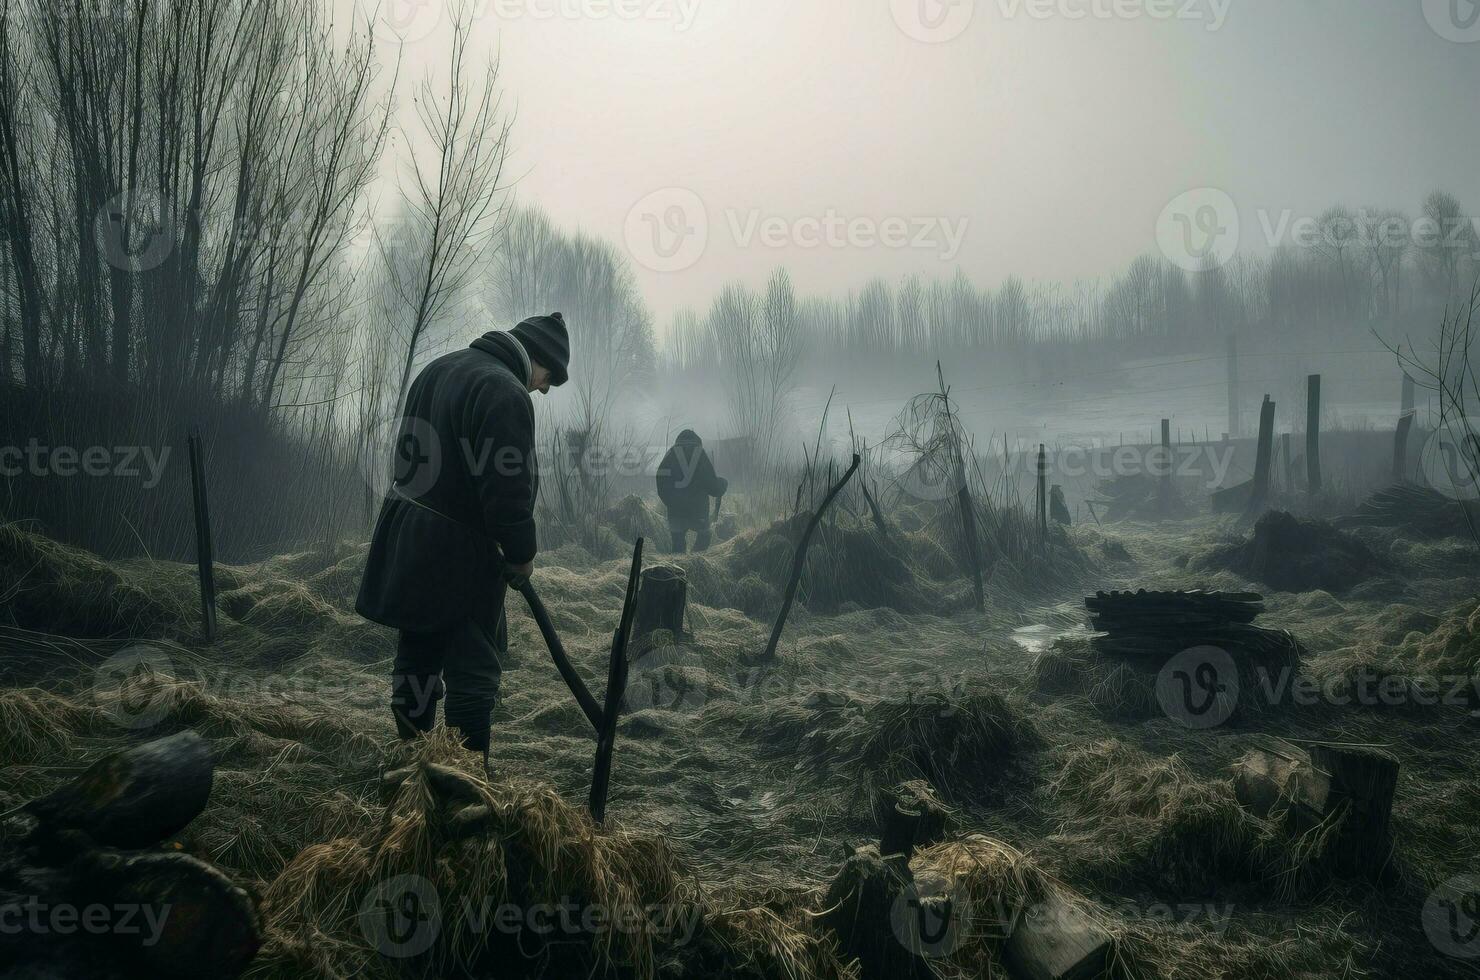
[505,572,603,731]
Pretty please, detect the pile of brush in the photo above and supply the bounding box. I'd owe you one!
[1337,482,1478,540]
[1088,473,1192,521]
[1196,510,1387,594]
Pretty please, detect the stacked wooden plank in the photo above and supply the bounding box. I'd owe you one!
[1085,590,1298,669]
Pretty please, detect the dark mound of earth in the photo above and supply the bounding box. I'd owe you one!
[1196,510,1385,594]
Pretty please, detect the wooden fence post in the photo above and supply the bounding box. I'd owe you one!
[1394,412,1416,482]
[1036,444,1048,545]
[1247,396,1276,517]
[1306,374,1322,493]
[186,431,217,645]
[1226,333,1240,439]
[1159,419,1172,508]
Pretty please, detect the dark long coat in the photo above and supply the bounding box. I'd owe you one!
[655,430,727,525]
[356,334,537,632]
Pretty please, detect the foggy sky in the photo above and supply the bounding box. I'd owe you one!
[356,0,1480,331]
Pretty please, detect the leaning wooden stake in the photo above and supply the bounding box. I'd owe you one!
[1246,395,1277,518]
[187,430,217,644]
[1306,374,1323,493]
[938,363,984,610]
[761,454,860,661]
[589,537,643,823]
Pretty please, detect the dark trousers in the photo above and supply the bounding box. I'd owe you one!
[391,582,507,753]
[668,516,712,554]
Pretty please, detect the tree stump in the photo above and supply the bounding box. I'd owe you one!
[632,564,687,658]
[1234,736,1399,877]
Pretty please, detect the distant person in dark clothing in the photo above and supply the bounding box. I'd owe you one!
[356,312,570,761]
[656,429,728,553]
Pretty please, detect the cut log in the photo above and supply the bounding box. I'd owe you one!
[1006,884,1113,980]
[1233,736,1399,876]
[24,731,213,851]
[632,563,687,658]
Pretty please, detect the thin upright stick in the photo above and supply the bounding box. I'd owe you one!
[187,431,217,645]
[761,454,860,661]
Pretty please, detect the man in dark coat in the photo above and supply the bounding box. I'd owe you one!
[356,312,570,758]
[655,429,727,553]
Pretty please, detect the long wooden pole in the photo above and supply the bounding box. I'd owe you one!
[507,575,603,730]
[762,454,860,661]
[186,431,217,645]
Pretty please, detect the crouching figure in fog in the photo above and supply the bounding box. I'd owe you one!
[656,429,728,553]
[355,313,570,762]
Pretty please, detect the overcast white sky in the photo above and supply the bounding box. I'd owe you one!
[351,0,1480,331]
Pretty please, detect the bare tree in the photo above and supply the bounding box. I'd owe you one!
[379,2,512,409]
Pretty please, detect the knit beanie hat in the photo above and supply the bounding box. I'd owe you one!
[511,312,570,386]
